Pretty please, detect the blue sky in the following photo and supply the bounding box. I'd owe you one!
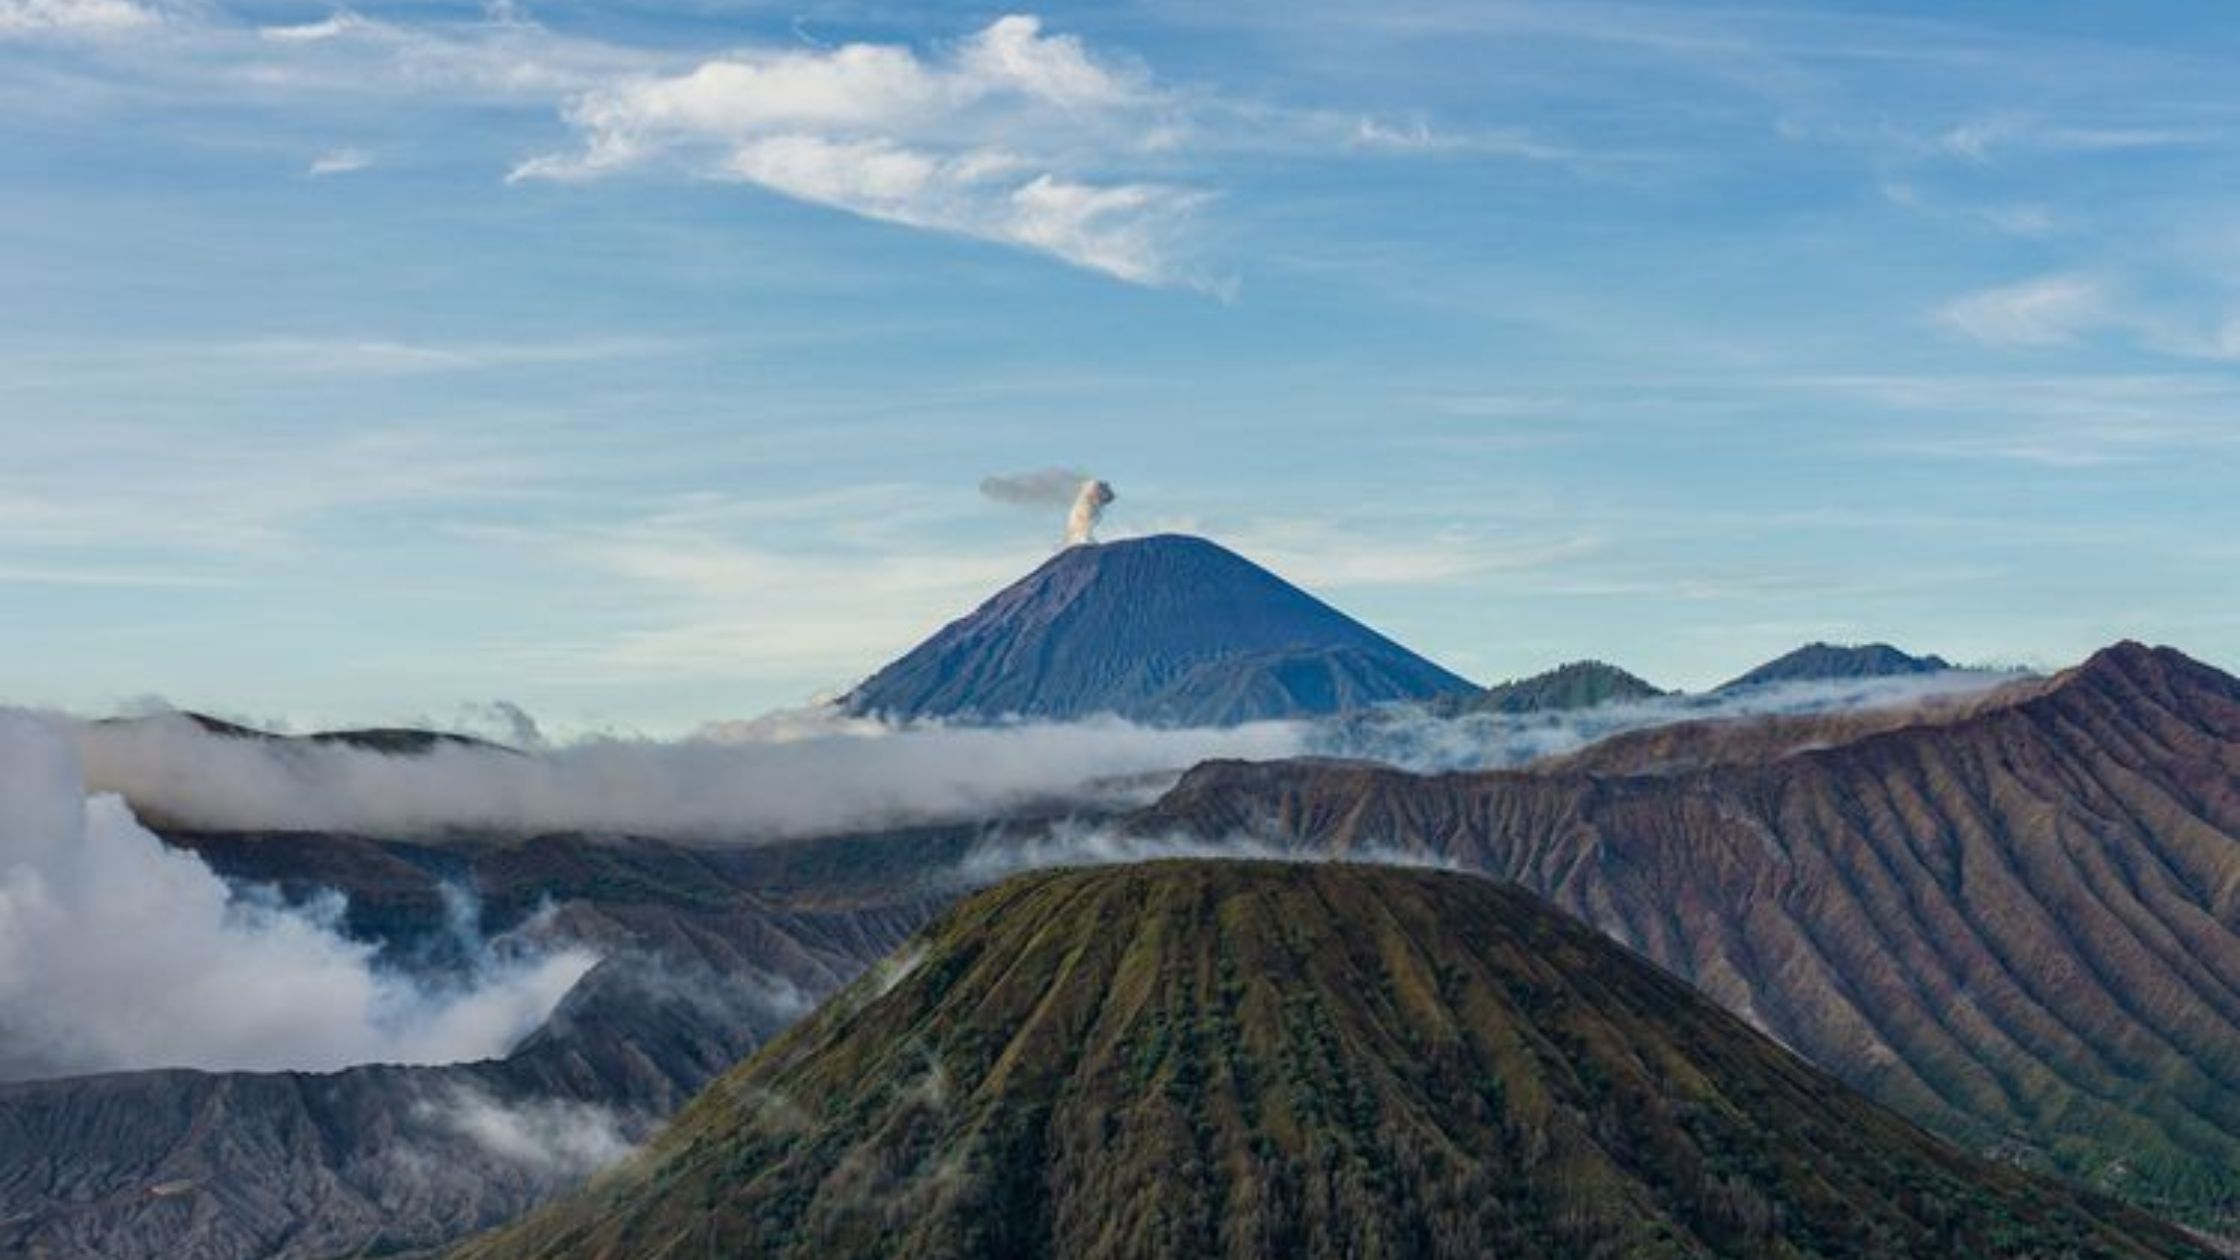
[3,0,2238,734]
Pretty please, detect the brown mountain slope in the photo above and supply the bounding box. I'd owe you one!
[1133,643,2240,1229]
[452,862,2209,1260]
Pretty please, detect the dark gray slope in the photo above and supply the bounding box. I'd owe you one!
[844,534,1476,725]
[1717,641,1956,691]
[0,825,972,1260]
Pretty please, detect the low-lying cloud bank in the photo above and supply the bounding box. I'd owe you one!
[45,672,2020,847]
[948,821,1459,886]
[0,716,594,1082]
[1309,671,2026,774]
[0,673,2022,1080]
[68,709,1307,841]
[416,1084,639,1182]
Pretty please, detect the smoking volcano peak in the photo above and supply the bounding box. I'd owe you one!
[844,533,1476,726]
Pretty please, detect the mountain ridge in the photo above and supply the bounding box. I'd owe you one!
[450,861,2209,1260]
[1446,659,1666,714]
[1131,642,2240,1230]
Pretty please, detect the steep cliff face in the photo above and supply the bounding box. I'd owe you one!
[844,534,1476,725]
[453,862,2207,1260]
[1134,643,2240,1229]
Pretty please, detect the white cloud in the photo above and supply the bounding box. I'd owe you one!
[419,1085,636,1180]
[0,0,160,37]
[1349,115,1575,162]
[1,5,1525,289]
[1937,114,2218,162]
[512,15,1212,288]
[1935,273,2240,362]
[1935,273,2112,347]
[947,820,1460,886]
[67,706,1310,842]
[307,146,374,177]
[0,715,595,1081]
[259,10,377,44]
[227,6,666,104]
[957,13,1140,108]
[1314,670,2026,774]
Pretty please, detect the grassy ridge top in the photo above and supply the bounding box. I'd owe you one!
[455,861,2208,1260]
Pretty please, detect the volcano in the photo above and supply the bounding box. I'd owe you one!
[844,534,1476,726]
[452,862,2204,1260]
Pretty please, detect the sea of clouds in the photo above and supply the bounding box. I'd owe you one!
[59,671,2021,844]
[0,668,2021,1081]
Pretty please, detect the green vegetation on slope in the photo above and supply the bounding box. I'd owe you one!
[453,861,2206,1260]
[1137,643,2240,1231]
[1441,659,1665,715]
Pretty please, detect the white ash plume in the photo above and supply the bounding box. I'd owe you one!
[1065,478,1115,545]
[978,468,1115,545]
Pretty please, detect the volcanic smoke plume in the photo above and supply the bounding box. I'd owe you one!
[979,468,1115,545]
[1066,479,1115,545]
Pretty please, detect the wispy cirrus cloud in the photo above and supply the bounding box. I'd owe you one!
[0,0,162,37]
[2,4,1574,290]
[1936,272,2113,347]
[1935,113,2221,162]
[511,15,1217,289]
[1936,271,2240,362]
[306,146,373,177]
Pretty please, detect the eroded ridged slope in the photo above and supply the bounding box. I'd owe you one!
[1135,643,2240,1228]
[452,862,2204,1260]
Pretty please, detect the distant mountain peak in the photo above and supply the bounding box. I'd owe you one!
[2056,640,2240,708]
[109,710,509,756]
[1447,658,1665,714]
[844,533,1476,726]
[1716,641,1956,691]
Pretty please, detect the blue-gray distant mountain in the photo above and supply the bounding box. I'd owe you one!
[844,534,1477,726]
[1717,641,1956,691]
[1443,659,1665,715]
